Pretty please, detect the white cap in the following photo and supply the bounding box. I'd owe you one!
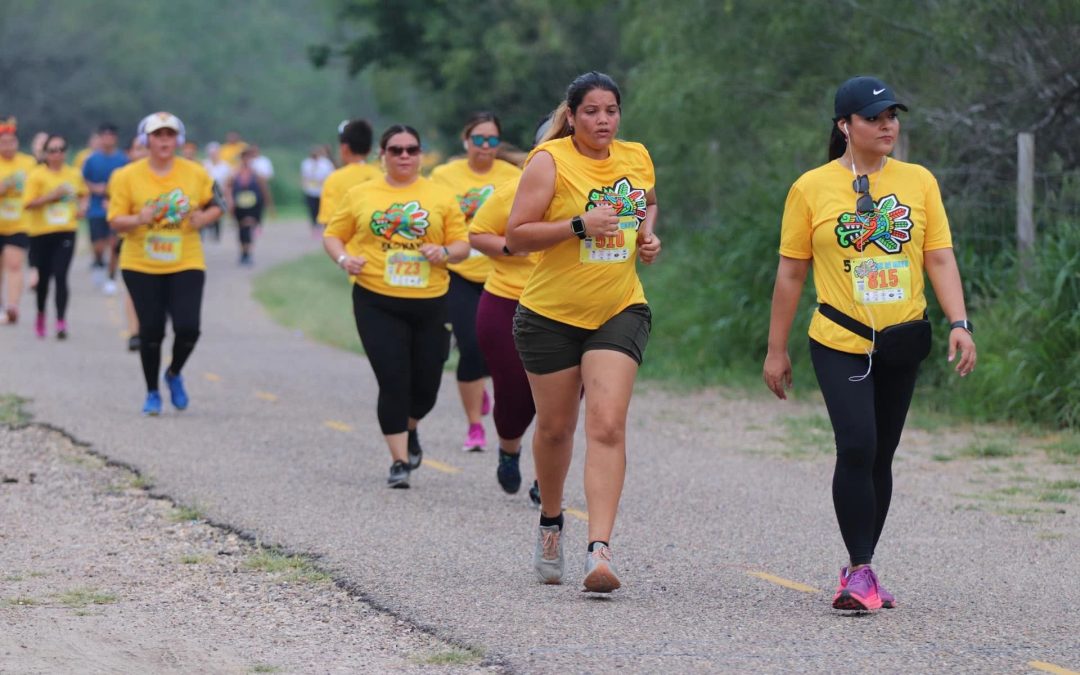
[143,112,183,134]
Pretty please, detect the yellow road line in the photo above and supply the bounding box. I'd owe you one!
[423,459,462,475]
[323,420,352,433]
[1030,661,1080,675]
[564,508,589,522]
[117,330,128,338]
[747,571,820,594]
[203,372,222,382]
[254,391,278,402]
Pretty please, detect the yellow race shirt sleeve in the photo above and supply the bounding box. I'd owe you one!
[110,158,212,275]
[778,183,813,259]
[469,177,540,300]
[517,138,655,329]
[0,153,38,235]
[431,158,523,283]
[325,177,465,299]
[317,163,381,225]
[923,172,952,251]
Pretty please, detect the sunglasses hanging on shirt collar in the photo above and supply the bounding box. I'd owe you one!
[853,174,876,215]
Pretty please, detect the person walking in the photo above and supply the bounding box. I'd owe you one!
[202,142,232,243]
[317,120,380,227]
[323,124,470,489]
[23,134,88,339]
[431,112,522,453]
[763,76,977,611]
[107,112,221,415]
[225,148,273,266]
[0,117,38,325]
[506,72,661,593]
[300,145,335,233]
[82,123,128,295]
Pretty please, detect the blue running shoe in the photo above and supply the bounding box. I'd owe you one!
[497,448,522,494]
[164,371,189,410]
[143,390,163,416]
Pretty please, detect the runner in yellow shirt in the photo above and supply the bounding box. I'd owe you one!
[23,135,88,339]
[506,73,661,593]
[316,119,380,227]
[431,112,523,453]
[763,76,976,612]
[323,124,470,489]
[218,131,247,167]
[108,112,221,416]
[0,118,39,324]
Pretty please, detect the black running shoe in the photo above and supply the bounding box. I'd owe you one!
[128,335,140,352]
[528,480,541,508]
[407,428,422,469]
[497,449,522,494]
[387,460,410,489]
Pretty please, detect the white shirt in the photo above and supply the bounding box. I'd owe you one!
[251,155,274,180]
[300,156,335,197]
[203,159,233,187]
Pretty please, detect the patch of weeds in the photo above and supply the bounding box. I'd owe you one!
[28,571,47,578]
[417,647,484,666]
[249,665,282,674]
[1046,479,1080,491]
[1037,531,1065,541]
[0,394,30,425]
[60,453,106,469]
[3,574,24,582]
[905,407,953,432]
[1038,491,1072,504]
[130,474,152,490]
[931,454,954,462]
[995,486,1025,497]
[169,505,204,523]
[1041,433,1080,464]
[6,596,37,606]
[56,588,117,608]
[958,436,1017,459]
[244,550,330,583]
[180,554,209,565]
[779,414,834,456]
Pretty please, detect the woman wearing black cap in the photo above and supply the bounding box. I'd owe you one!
[763,76,976,611]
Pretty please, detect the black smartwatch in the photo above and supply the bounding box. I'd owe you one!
[949,319,974,334]
[570,215,587,239]
[502,244,512,256]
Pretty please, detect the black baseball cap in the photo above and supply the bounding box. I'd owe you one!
[834,76,908,119]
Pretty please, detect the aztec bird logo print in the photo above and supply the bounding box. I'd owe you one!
[146,188,191,227]
[457,185,494,220]
[585,177,647,221]
[834,193,912,254]
[370,201,431,240]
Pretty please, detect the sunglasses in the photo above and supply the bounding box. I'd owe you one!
[853,174,876,215]
[386,144,421,157]
[45,146,66,153]
[470,134,500,148]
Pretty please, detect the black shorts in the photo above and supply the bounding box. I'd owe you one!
[88,216,111,243]
[0,232,30,251]
[513,303,651,375]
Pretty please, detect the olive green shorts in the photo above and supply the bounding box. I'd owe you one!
[512,303,651,375]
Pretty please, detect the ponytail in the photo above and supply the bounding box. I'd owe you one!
[828,118,849,161]
[537,102,572,144]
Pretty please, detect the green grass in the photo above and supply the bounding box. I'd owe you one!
[5,597,37,606]
[931,454,954,462]
[778,413,833,456]
[180,554,210,565]
[416,647,484,665]
[958,436,1017,459]
[56,588,117,608]
[244,550,330,583]
[0,394,30,425]
[1042,433,1080,464]
[249,665,282,674]
[169,505,205,523]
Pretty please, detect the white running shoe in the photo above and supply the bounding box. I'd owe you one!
[102,280,118,296]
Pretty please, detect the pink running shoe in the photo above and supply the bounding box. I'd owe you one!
[837,566,896,608]
[462,423,486,452]
[832,566,883,611]
[56,319,68,340]
[481,389,491,416]
[34,313,46,339]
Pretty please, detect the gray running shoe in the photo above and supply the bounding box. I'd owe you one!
[533,524,564,584]
[582,544,621,593]
[387,460,410,489]
[407,429,422,470]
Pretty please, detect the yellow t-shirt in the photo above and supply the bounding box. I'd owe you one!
[73,148,93,171]
[779,158,953,354]
[107,158,214,275]
[0,152,39,235]
[468,177,540,301]
[430,158,522,283]
[517,137,655,329]
[316,162,381,225]
[23,165,88,235]
[324,177,468,299]
[219,142,247,167]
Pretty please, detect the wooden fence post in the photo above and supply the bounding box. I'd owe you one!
[1016,132,1035,288]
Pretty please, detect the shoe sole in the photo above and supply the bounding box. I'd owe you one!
[582,563,621,593]
[535,567,562,585]
[832,590,882,611]
[462,446,484,453]
[388,480,410,489]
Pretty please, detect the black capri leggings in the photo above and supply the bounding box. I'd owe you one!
[352,284,451,435]
[31,232,75,319]
[809,338,920,566]
[447,271,488,382]
[122,270,205,393]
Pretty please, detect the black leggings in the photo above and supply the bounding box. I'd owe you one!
[810,338,920,566]
[122,270,205,393]
[31,232,75,319]
[447,271,488,382]
[352,285,451,435]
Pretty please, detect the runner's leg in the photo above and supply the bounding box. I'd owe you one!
[164,270,205,375]
[123,270,168,392]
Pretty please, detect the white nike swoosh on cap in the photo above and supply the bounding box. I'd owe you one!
[873,88,886,95]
